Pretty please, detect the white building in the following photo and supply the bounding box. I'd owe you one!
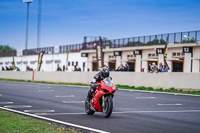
[0,47,88,72]
[0,30,200,73]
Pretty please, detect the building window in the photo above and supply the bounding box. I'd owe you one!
[72,62,74,66]
[0,62,3,65]
[127,55,136,58]
[92,56,96,59]
[55,60,61,64]
[173,53,176,56]
[109,56,116,58]
[17,61,22,65]
[46,60,52,64]
[76,61,78,66]
[23,61,28,64]
[68,62,70,66]
[173,52,184,56]
[148,53,158,57]
[30,61,36,64]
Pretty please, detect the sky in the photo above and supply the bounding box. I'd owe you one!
[0,0,200,50]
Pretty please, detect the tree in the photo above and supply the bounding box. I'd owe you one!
[182,37,196,43]
[0,45,15,52]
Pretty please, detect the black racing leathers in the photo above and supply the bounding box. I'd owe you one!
[87,72,103,100]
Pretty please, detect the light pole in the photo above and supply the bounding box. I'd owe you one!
[23,0,33,50]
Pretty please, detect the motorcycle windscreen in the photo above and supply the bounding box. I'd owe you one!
[103,77,113,87]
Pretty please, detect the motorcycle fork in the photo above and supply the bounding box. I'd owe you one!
[102,95,105,107]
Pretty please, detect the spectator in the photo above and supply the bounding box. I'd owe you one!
[77,66,81,71]
[116,63,124,71]
[162,65,169,72]
[103,65,111,71]
[56,64,62,71]
[151,62,158,73]
[158,62,163,72]
[148,63,152,73]
[124,63,130,71]
[26,65,31,71]
[73,65,77,71]
[6,66,10,71]
[9,66,13,71]
[16,67,20,71]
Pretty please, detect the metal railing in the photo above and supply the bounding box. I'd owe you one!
[59,44,82,53]
[0,50,16,57]
[0,30,199,57]
[108,30,200,48]
[23,46,54,55]
[83,30,200,49]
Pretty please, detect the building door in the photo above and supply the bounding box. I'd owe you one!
[172,61,183,72]
[92,62,97,71]
[127,62,135,72]
[108,62,116,71]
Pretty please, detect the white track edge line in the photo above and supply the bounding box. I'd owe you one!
[36,110,200,116]
[0,107,110,133]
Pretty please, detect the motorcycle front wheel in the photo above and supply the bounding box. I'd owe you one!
[85,99,95,115]
[103,97,113,118]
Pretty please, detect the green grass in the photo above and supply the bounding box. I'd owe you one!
[0,78,200,95]
[116,85,200,95]
[0,78,89,86]
[0,109,80,133]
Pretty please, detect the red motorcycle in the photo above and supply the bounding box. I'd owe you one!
[85,77,118,118]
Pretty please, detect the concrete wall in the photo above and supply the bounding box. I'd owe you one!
[0,71,32,80]
[0,71,200,90]
[110,72,200,90]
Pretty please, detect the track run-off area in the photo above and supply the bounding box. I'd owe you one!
[0,81,200,133]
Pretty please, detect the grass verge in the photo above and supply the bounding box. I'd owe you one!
[0,78,200,95]
[0,78,89,86]
[0,109,80,133]
[116,85,200,95]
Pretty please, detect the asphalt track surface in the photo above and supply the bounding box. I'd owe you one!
[0,81,200,133]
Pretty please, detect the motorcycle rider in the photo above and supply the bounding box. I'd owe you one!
[86,66,110,102]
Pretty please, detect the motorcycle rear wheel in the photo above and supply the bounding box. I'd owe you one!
[103,97,113,118]
[85,99,95,115]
